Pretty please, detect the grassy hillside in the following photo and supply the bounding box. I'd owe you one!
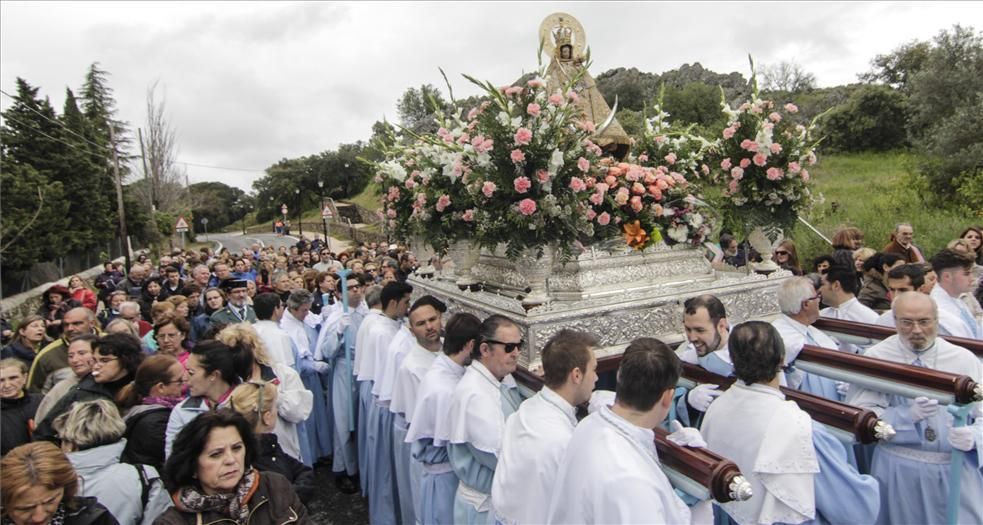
[788,151,971,266]
[350,182,382,212]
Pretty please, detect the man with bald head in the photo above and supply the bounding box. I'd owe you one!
[846,292,982,524]
[27,307,98,393]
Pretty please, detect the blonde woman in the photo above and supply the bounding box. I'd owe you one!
[216,324,312,464]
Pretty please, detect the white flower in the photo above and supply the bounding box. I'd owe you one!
[689,213,704,228]
[379,160,407,182]
[549,149,565,172]
[497,111,511,127]
[668,224,689,243]
[511,116,523,129]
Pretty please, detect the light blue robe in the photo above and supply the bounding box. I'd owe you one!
[319,306,366,476]
[449,443,497,525]
[368,397,400,525]
[357,379,373,495]
[413,439,457,525]
[714,422,880,525]
[673,351,734,427]
[393,414,415,525]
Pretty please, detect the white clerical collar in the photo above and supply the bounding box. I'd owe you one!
[735,380,786,400]
[835,297,860,312]
[438,353,465,375]
[540,386,577,427]
[471,360,517,389]
[599,405,657,461]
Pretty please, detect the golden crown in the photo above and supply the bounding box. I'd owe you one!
[553,26,573,47]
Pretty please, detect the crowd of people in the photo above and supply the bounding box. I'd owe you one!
[0,222,980,525]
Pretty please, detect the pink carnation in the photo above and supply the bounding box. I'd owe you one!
[728,179,740,193]
[566,90,580,103]
[510,149,526,164]
[586,208,597,220]
[548,93,564,106]
[614,187,630,205]
[405,179,417,190]
[527,78,544,88]
[517,198,537,216]
[720,158,733,170]
[595,182,609,194]
[739,158,751,169]
[589,191,604,205]
[770,143,783,154]
[472,135,494,154]
[535,169,550,183]
[387,208,397,218]
[769,112,782,123]
[789,161,801,173]
[800,169,810,182]
[784,103,799,113]
[462,209,475,222]
[630,196,643,213]
[569,177,587,192]
[505,86,523,97]
[577,157,591,173]
[482,181,497,198]
[722,126,737,139]
[527,103,541,117]
[664,152,677,165]
[467,107,479,121]
[435,194,451,212]
[597,212,611,226]
[741,139,758,152]
[753,153,768,167]
[766,167,784,181]
[731,167,745,180]
[514,128,532,146]
[638,154,649,162]
[514,176,532,193]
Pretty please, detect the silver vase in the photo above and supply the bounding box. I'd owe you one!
[515,245,554,306]
[448,240,481,288]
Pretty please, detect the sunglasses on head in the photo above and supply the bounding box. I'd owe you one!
[484,339,524,353]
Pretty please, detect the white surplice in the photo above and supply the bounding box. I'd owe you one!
[545,405,691,525]
[254,319,295,368]
[390,341,439,420]
[354,310,384,381]
[447,360,518,455]
[701,381,819,525]
[375,325,413,401]
[932,285,983,339]
[406,353,466,446]
[491,386,577,525]
[820,296,879,324]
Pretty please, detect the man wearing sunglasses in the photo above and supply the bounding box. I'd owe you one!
[772,277,843,401]
[446,315,524,525]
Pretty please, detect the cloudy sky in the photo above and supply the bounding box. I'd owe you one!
[2,1,978,194]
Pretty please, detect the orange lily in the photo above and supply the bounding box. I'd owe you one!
[623,220,649,249]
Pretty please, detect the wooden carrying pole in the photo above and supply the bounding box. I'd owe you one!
[511,367,752,503]
[813,317,983,359]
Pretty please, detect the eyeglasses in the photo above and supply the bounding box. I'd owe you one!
[896,318,936,329]
[93,356,118,366]
[774,250,789,256]
[801,294,821,304]
[484,339,524,353]
[165,377,188,385]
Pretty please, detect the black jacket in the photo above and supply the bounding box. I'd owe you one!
[1,340,37,368]
[62,496,119,525]
[253,433,316,504]
[32,375,130,443]
[152,470,310,525]
[122,404,172,472]
[1,392,42,455]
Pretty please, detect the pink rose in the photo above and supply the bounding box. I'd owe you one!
[739,158,751,169]
[769,112,782,123]
[664,152,677,165]
[510,149,526,164]
[595,182,609,194]
[462,209,475,222]
[631,182,646,195]
[514,128,532,146]
[514,176,532,193]
[589,191,604,205]
[785,103,799,113]
[789,161,801,173]
[482,181,497,198]
[435,194,451,212]
[569,177,587,192]
[614,188,630,205]
[586,208,597,220]
[731,167,744,180]
[722,126,737,139]
[630,196,643,213]
[766,167,784,181]
[638,154,649,162]
[597,212,611,225]
[517,198,537,216]
[536,169,550,183]
[720,158,733,170]
[770,143,782,154]
[527,103,541,117]
[577,157,590,173]
[800,169,810,182]
[753,153,768,167]
[604,175,617,186]
[728,179,739,193]
[548,93,564,106]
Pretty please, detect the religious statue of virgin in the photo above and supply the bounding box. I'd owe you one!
[541,13,631,159]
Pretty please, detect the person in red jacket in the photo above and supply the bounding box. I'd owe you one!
[68,276,98,313]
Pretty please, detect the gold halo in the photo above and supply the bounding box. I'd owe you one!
[539,12,586,59]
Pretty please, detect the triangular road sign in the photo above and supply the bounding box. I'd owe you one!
[175,216,190,231]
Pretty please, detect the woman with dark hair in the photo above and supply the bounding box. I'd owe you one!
[32,333,145,443]
[140,279,165,323]
[1,358,42,456]
[857,252,905,312]
[961,225,983,265]
[310,271,337,315]
[119,354,187,472]
[155,410,310,524]
[831,225,864,269]
[67,275,98,313]
[191,288,225,343]
[1,315,47,367]
[153,314,192,366]
[163,340,253,459]
[772,240,802,275]
[1,442,117,525]
[37,284,80,340]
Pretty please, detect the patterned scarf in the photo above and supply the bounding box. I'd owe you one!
[178,469,257,522]
[142,395,184,409]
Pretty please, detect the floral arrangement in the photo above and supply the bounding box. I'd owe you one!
[714,72,824,231]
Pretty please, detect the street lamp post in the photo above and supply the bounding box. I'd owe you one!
[294,188,303,237]
[317,180,329,244]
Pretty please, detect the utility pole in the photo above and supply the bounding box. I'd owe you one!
[109,125,131,273]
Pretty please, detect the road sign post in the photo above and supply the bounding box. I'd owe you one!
[322,203,333,252]
[175,216,190,249]
[201,217,209,242]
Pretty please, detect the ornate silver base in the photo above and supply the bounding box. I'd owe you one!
[409,244,791,368]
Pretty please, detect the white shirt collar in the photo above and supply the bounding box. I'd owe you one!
[540,386,577,427]
[598,405,657,460]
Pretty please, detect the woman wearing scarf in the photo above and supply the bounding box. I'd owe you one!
[155,410,310,525]
[119,355,187,472]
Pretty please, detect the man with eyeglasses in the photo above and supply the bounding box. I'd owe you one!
[929,249,982,340]
[209,279,256,326]
[771,277,843,400]
[846,292,982,524]
[446,315,524,525]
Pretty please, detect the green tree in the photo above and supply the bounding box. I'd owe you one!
[662,82,728,131]
[860,40,932,91]
[397,84,450,136]
[0,164,69,272]
[819,84,908,152]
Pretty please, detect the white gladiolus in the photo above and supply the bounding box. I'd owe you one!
[379,160,407,182]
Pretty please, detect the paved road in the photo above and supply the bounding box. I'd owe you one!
[208,232,351,255]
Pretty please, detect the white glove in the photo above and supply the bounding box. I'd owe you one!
[948,426,976,452]
[336,313,353,335]
[312,360,330,374]
[687,384,722,412]
[909,396,939,423]
[667,420,707,448]
[835,381,850,397]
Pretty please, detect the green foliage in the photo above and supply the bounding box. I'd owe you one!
[662,82,728,131]
[861,40,932,91]
[397,84,451,136]
[0,164,69,271]
[819,84,907,152]
[188,181,247,230]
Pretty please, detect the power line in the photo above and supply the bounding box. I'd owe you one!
[0,88,266,174]
[0,113,103,157]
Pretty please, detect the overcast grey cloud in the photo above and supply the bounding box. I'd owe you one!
[2,1,979,194]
